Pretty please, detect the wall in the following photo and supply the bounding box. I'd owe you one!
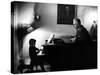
[35,3,76,36]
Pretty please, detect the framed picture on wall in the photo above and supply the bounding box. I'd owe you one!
[57,4,76,25]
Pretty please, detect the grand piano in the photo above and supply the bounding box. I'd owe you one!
[42,37,97,71]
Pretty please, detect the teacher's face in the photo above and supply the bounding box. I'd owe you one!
[73,19,78,29]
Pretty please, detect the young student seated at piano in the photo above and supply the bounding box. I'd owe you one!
[29,39,39,71]
[29,39,45,72]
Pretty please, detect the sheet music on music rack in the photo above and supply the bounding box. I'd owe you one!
[47,33,55,45]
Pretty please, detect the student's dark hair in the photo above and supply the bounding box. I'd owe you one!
[29,39,36,45]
